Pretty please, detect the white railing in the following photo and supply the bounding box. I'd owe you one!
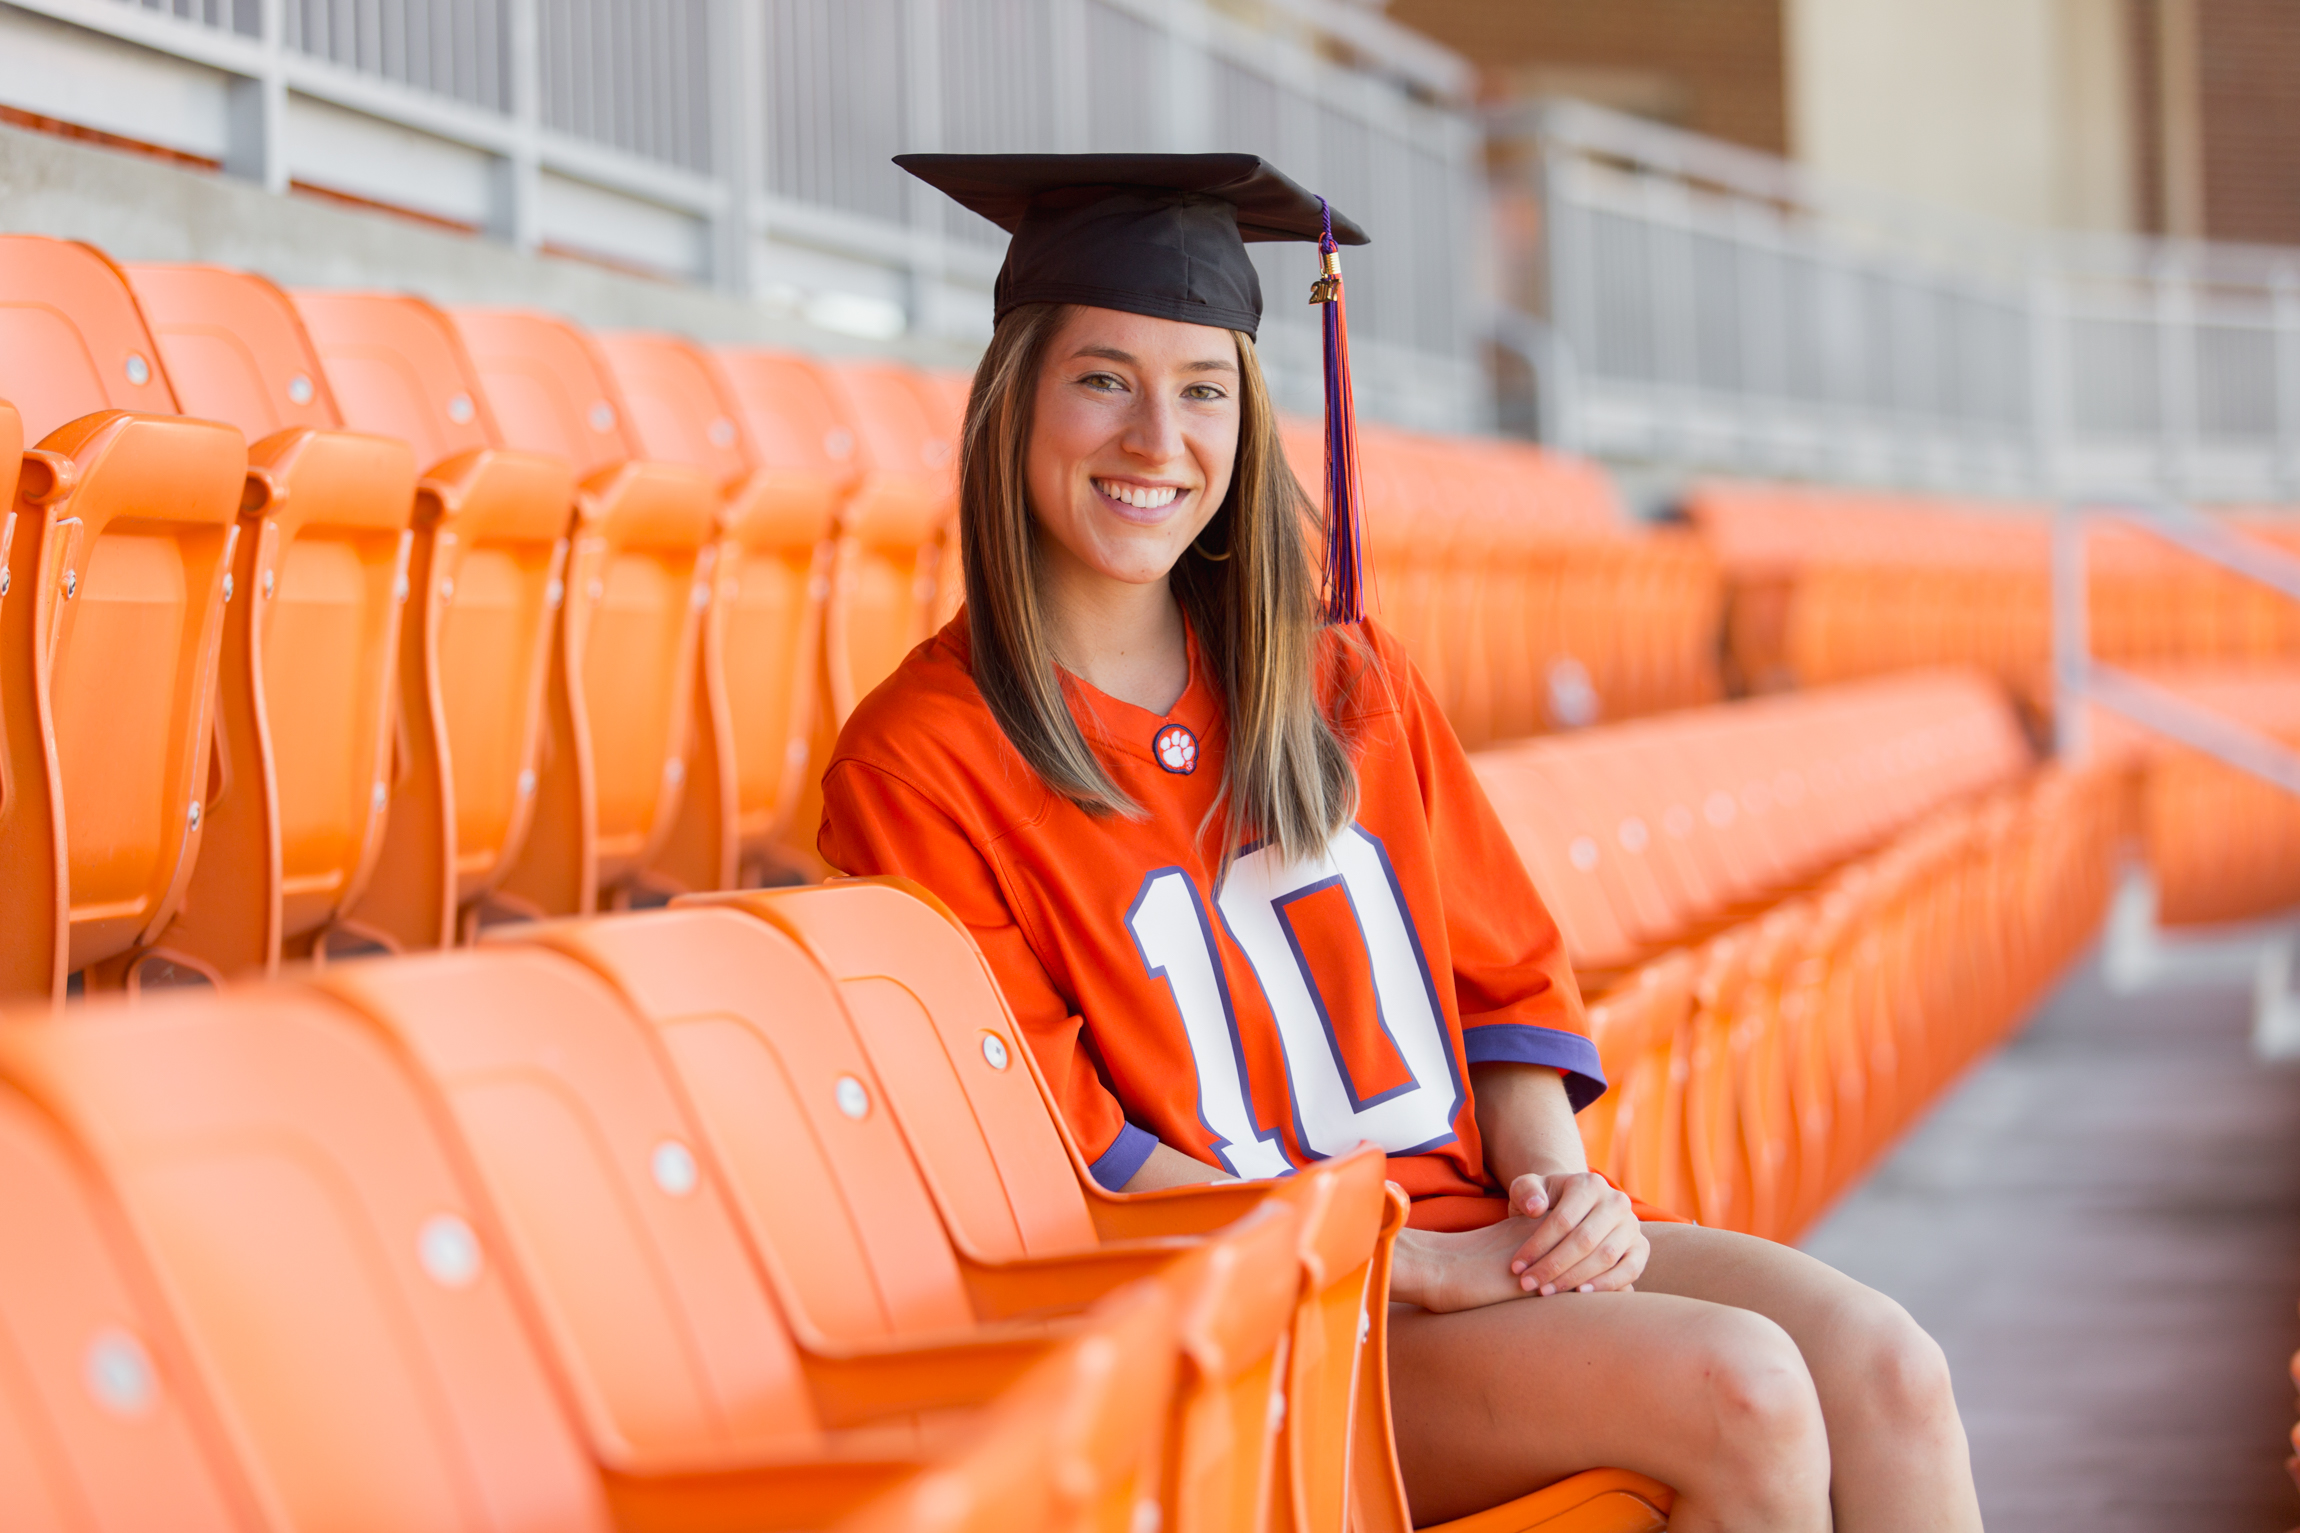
[0,0,1488,427]
[2052,499,2300,777]
[1506,98,2300,502]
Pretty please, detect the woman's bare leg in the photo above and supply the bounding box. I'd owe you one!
[1388,1288,1832,1532]
[1637,1223,1983,1533]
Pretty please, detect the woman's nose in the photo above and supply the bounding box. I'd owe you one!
[1120,393,1186,463]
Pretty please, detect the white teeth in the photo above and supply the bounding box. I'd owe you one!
[1097,479,1180,510]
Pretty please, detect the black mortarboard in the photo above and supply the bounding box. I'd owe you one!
[893,152,1368,337]
[897,151,1373,625]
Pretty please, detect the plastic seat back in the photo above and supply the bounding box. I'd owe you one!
[598,334,840,886]
[0,988,612,1532]
[1162,1200,1303,1533]
[1,393,16,601]
[0,1076,261,1533]
[0,236,246,994]
[1262,1152,1389,1533]
[907,371,970,630]
[287,291,499,469]
[711,346,865,871]
[819,361,957,719]
[452,309,720,907]
[316,943,827,1467]
[507,905,979,1344]
[838,1281,1175,1533]
[292,291,574,940]
[689,880,1103,1261]
[125,263,419,974]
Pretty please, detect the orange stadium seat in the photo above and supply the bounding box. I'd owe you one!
[449,308,723,915]
[289,289,576,949]
[835,1280,1176,1533]
[596,331,842,888]
[710,345,865,875]
[0,986,619,1531]
[123,262,420,979]
[502,906,1191,1338]
[0,1075,264,1532]
[313,943,1064,1523]
[911,369,973,631]
[0,235,247,999]
[817,361,960,722]
[692,880,1267,1254]
[510,899,1427,1533]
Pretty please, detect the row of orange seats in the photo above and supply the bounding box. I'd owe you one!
[2086,667,2300,925]
[1472,674,2120,1237]
[0,233,968,998]
[1291,422,1723,747]
[1689,483,2300,701]
[1472,671,2036,981]
[0,877,1674,1533]
[1581,763,2120,1240]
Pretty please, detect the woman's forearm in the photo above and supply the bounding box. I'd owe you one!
[1121,1140,1233,1191]
[1471,1062,1589,1189]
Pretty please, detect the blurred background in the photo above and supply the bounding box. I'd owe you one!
[7,0,2297,507]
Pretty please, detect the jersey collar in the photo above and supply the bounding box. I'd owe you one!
[942,607,1224,764]
[1058,614,1221,765]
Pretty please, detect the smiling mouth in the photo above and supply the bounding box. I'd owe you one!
[1094,478,1185,510]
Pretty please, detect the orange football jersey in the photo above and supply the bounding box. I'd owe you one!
[819,614,1602,1207]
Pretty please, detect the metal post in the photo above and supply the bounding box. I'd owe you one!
[2027,258,2068,498]
[2052,499,2091,761]
[2272,264,2300,500]
[900,0,945,337]
[1532,127,1585,454]
[223,0,288,194]
[1163,1,1211,154]
[494,0,543,252]
[1049,0,1089,154]
[706,0,759,297]
[2155,252,2199,498]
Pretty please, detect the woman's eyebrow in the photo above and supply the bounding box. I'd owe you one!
[1070,343,1237,374]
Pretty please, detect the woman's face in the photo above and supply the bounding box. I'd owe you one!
[1025,305,1241,592]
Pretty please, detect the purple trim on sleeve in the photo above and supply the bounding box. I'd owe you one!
[1088,1121,1160,1191]
[1463,1024,1607,1112]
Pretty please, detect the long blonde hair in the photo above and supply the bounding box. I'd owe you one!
[958,302,1359,866]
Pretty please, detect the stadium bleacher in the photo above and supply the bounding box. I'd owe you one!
[5,230,2296,1531]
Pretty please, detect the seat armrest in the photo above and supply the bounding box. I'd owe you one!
[956,1240,1190,1322]
[796,1327,1059,1429]
[603,1449,918,1533]
[1081,1177,1278,1242]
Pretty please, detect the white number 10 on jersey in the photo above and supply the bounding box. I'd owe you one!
[1124,824,1461,1178]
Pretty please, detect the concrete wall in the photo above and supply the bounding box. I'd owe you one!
[1785,0,2138,233]
[0,117,983,366]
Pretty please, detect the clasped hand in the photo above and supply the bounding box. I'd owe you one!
[1394,1171,1649,1314]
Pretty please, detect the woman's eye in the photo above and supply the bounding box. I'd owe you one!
[1183,383,1228,402]
[1081,371,1126,392]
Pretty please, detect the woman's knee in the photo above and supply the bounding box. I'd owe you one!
[1831,1290,1959,1434]
[1676,1308,1830,1490]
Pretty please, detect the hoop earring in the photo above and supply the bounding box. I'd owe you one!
[1190,521,1233,561]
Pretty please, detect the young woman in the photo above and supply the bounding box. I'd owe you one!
[822,154,1983,1533]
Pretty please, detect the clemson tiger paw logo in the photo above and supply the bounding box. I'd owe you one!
[1152,723,1200,775]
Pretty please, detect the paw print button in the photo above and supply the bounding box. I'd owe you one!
[1152,723,1199,775]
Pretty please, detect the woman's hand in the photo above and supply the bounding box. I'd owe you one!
[1503,1171,1648,1296]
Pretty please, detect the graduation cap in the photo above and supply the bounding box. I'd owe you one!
[897,152,1371,625]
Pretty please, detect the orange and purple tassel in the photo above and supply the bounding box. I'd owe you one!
[1311,197,1366,626]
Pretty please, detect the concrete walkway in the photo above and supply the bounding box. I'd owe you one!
[1801,944,2300,1533]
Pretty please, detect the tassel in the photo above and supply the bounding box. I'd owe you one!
[1311,198,1366,626]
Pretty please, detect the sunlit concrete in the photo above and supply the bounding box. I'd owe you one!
[1802,937,2300,1533]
